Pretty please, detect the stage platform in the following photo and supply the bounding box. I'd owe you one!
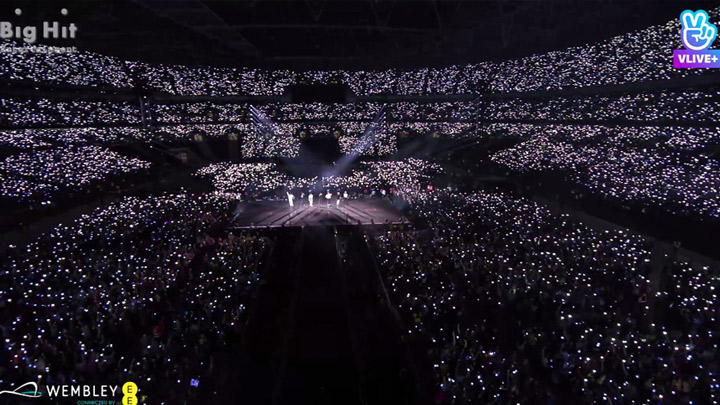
[229,199,408,229]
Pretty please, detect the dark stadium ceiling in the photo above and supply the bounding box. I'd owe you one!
[4,0,719,69]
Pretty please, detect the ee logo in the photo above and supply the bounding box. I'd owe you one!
[122,382,138,405]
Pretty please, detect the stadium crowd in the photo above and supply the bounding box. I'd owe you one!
[0,127,152,150]
[483,88,720,124]
[491,124,720,221]
[0,99,141,128]
[196,158,441,197]
[371,189,720,404]
[0,146,151,204]
[1,4,719,405]
[2,7,718,96]
[0,193,272,402]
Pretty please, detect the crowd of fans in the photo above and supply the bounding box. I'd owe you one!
[0,127,154,150]
[135,63,294,96]
[325,159,442,192]
[483,88,720,124]
[490,124,720,221]
[4,90,717,156]
[371,189,719,404]
[486,9,716,93]
[0,39,132,89]
[338,122,397,157]
[0,122,459,161]
[147,101,475,134]
[147,101,477,126]
[0,193,272,402]
[152,124,250,143]
[151,103,247,124]
[0,98,141,129]
[196,163,300,194]
[655,259,720,405]
[390,102,476,122]
[149,119,459,155]
[0,99,464,157]
[240,133,301,159]
[253,102,473,122]
[10,91,714,152]
[146,101,477,156]
[0,145,150,204]
[241,123,396,158]
[2,6,719,404]
[480,123,720,150]
[195,158,441,197]
[255,103,380,122]
[389,122,475,139]
[3,7,718,96]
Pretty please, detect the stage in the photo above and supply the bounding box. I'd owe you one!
[229,198,408,228]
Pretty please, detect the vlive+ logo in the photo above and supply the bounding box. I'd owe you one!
[674,9,720,68]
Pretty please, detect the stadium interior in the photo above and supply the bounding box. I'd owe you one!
[1,0,720,404]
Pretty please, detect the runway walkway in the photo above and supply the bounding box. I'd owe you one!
[273,226,362,405]
[222,224,421,405]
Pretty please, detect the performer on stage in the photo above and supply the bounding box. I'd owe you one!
[287,192,295,208]
[325,190,332,208]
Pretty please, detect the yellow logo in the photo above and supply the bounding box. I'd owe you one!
[121,382,138,405]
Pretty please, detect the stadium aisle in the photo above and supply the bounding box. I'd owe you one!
[274,226,363,405]
[221,229,302,403]
[338,228,423,405]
